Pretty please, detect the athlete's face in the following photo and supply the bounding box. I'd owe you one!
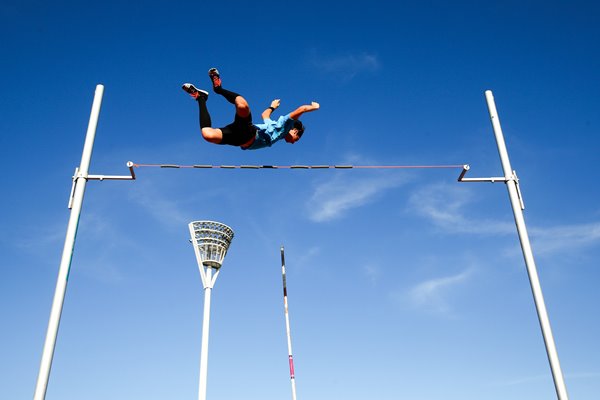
[285,128,301,144]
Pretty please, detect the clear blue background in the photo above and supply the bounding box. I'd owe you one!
[1,1,598,399]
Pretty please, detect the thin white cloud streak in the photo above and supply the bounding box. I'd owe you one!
[407,268,473,315]
[497,371,600,387]
[67,212,142,284]
[363,264,381,285]
[308,50,380,81]
[529,222,600,255]
[410,182,600,255]
[239,215,321,272]
[409,182,514,234]
[307,173,409,222]
[128,182,189,228]
[295,246,321,270]
[9,223,66,250]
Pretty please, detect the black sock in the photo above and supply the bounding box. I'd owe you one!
[197,97,212,128]
[214,86,241,105]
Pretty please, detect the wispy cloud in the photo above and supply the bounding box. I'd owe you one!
[295,246,321,270]
[363,264,381,285]
[8,221,66,250]
[128,182,189,228]
[68,212,143,284]
[408,182,514,234]
[496,371,600,387]
[307,173,409,222]
[410,182,600,255]
[308,50,380,81]
[530,222,600,255]
[407,268,473,315]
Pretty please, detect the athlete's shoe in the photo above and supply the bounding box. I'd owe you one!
[182,83,208,101]
[208,68,221,89]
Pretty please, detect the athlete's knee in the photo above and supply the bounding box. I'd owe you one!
[201,128,222,144]
[235,97,250,113]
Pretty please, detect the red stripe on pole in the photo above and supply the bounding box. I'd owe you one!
[289,355,295,378]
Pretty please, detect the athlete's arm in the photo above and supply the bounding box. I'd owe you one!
[289,102,320,120]
[262,99,281,120]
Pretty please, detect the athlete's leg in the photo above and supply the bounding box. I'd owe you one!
[181,83,223,144]
[209,68,250,118]
[197,96,223,144]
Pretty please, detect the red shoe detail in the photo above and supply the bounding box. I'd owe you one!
[208,68,221,88]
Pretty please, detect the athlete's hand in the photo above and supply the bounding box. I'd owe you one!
[271,99,281,109]
[311,102,320,110]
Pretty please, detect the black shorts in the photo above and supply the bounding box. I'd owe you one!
[219,113,257,146]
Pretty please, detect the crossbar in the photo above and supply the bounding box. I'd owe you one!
[128,161,470,180]
[129,161,468,171]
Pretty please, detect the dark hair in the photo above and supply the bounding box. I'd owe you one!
[293,120,305,137]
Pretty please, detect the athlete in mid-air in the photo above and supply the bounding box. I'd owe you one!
[182,68,320,150]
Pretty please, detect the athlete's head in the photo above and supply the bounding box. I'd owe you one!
[285,120,305,144]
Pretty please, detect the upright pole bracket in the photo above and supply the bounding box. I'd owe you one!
[72,161,136,182]
[68,161,136,209]
[67,168,80,209]
[458,165,525,210]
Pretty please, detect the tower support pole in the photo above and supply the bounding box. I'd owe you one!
[198,268,214,400]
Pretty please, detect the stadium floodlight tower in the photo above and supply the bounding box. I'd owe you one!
[188,220,235,400]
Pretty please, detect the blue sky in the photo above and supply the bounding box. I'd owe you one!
[1,1,599,399]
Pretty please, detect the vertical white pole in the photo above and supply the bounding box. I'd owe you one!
[280,247,298,400]
[485,90,569,400]
[34,84,105,400]
[199,267,213,400]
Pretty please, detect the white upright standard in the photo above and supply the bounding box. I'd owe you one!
[459,90,569,400]
[34,85,135,400]
[189,221,235,400]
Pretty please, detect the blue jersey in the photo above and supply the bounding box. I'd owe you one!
[244,114,295,150]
